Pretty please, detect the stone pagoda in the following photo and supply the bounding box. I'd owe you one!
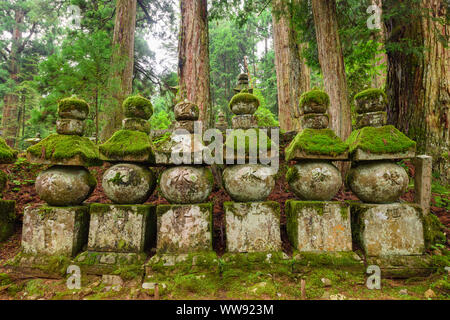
[21,97,101,265]
[285,90,352,253]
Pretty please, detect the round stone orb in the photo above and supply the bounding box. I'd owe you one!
[287,161,342,201]
[160,166,213,204]
[222,164,275,202]
[102,163,155,204]
[347,161,409,204]
[36,166,96,206]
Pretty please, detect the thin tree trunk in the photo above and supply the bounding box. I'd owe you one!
[384,0,449,183]
[1,8,23,147]
[100,0,137,141]
[178,0,212,128]
[272,0,310,132]
[311,0,351,141]
[371,0,387,89]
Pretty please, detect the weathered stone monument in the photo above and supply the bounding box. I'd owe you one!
[285,90,353,254]
[0,137,17,242]
[21,97,100,264]
[75,95,157,273]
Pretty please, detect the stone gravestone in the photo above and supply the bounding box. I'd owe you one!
[21,97,100,263]
[285,90,353,253]
[0,137,18,242]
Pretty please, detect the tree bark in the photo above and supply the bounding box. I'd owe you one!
[384,0,449,183]
[100,0,137,141]
[1,8,23,147]
[178,0,212,128]
[272,0,310,132]
[311,0,351,141]
[371,0,387,89]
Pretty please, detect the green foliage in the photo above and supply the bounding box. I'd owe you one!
[0,137,18,163]
[347,125,417,154]
[123,95,154,120]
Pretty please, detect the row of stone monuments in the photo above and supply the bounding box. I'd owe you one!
[0,74,438,279]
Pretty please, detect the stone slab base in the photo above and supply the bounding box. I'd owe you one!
[351,203,425,257]
[74,251,147,277]
[366,255,436,279]
[221,252,291,273]
[0,200,15,242]
[292,251,365,273]
[145,251,218,274]
[88,204,156,253]
[156,203,213,254]
[224,201,281,253]
[286,201,352,252]
[22,205,89,257]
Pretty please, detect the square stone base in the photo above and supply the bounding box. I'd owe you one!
[366,255,436,279]
[22,205,89,257]
[286,201,352,252]
[0,200,15,242]
[351,203,425,257]
[156,203,213,254]
[146,251,218,274]
[224,201,281,253]
[292,251,364,273]
[88,204,156,253]
[74,251,147,276]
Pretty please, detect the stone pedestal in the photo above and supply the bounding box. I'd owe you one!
[351,203,425,256]
[87,204,156,253]
[0,200,15,242]
[224,201,281,253]
[156,203,213,254]
[22,205,89,257]
[286,201,352,252]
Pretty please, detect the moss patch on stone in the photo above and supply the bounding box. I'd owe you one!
[0,200,15,242]
[123,95,153,120]
[423,213,447,249]
[354,88,387,103]
[58,97,89,116]
[99,130,154,161]
[299,90,330,109]
[225,128,272,153]
[0,137,18,163]
[346,125,416,155]
[229,93,260,109]
[27,134,101,166]
[285,129,348,160]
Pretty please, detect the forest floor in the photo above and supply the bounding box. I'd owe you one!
[0,147,449,300]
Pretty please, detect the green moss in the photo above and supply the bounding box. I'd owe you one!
[225,128,272,153]
[27,134,101,166]
[0,200,16,242]
[299,90,330,109]
[0,170,7,191]
[99,130,154,161]
[123,95,153,120]
[0,137,18,163]
[285,167,299,184]
[423,213,446,249]
[229,93,260,110]
[354,88,387,103]
[152,132,172,149]
[58,97,89,115]
[285,129,348,161]
[346,125,416,155]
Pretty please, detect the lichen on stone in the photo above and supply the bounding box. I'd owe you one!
[27,134,101,166]
[123,95,153,120]
[299,90,330,109]
[99,129,154,161]
[285,129,348,160]
[346,125,416,155]
[0,137,18,163]
[229,92,260,109]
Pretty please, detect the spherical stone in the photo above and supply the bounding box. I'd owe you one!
[36,166,96,206]
[302,102,328,114]
[174,101,200,121]
[347,161,409,204]
[232,114,257,129]
[122,118,151,134]
[287,162,342,201]
[356,99,386,114]
[56,119,85,136]
[102,163,156,204]
[223,164,276,202]
[58,97,89,120]
[230,101,258,115]
[159,166,213,204]
[123,95,153,120]
[355,111,387,129]
[301,114,329,129]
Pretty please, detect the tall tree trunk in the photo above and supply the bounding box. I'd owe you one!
[1,8,23,147]
[311,0,351,141]
[371,0,387,89]
[384,0,449,183]
[272,0,310,132]
[100,0,137,141]
[178,0,212,128]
